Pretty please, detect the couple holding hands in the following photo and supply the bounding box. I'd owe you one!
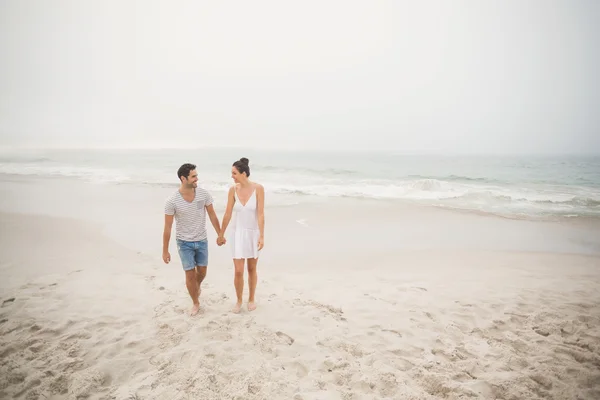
[162,158,265,315]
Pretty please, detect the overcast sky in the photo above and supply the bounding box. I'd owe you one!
[1,1,599,154]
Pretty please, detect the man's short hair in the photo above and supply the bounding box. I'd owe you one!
[177,163,196,181]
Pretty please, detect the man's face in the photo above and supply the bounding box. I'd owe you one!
[183,169,198,188]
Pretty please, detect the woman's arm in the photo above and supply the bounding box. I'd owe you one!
[219,186,236,241]
[256,184,265,250]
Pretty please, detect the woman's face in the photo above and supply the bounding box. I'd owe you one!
[231,166,243,183]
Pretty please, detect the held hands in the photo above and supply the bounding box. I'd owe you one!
[162,251,171,264]
[217,236,226,246]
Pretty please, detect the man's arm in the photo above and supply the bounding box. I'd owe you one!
[205,204,221,236]
[162,214,174,263]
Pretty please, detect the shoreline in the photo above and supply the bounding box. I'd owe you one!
[1,175,599,260]
[1,173,599,225]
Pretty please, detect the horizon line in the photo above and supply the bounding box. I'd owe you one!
[0,145,598,157]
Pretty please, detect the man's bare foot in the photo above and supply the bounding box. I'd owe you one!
[190,303,200,316]
[232,302,242,314]
[247,301,257,311]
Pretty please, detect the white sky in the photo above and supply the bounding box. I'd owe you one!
[1,1,599,154]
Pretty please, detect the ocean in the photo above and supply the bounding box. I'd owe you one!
[1,148,599,219]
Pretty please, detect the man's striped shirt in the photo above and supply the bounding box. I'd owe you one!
[165,188,214,242]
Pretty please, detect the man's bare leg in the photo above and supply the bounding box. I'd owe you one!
[247,258,258,311]
[185,270,200,315]
[195,266,207,299]
[232,259,245,313]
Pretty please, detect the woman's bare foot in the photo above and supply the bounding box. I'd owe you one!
[232,302,242,313]
[247,301,257,311]
[190,303,200,316]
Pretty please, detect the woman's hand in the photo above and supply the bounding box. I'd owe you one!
[258,236,264,251]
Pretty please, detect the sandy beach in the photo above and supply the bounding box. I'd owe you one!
[2,0,600,396]
[1,176,599,399]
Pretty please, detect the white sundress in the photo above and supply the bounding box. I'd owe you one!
[229,186,260,259]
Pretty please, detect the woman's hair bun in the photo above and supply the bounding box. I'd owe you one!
[239,157,249,165]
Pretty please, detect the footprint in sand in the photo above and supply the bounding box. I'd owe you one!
[389,356,416,372]
[2,298,15,307]
[503,312,529,325]
[533,327,550,337]
[424,311,436,322]
[276,331,294,345]
[283,361,309,377]
[431,347,455,362]
[433,342,476,363]
[382,329,403,337]
[321,358,350,373]
[369,325,403,338]
[390,345,424,358]
[455,301,474,307]
[295,299,346,321]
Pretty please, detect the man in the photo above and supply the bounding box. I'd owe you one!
[162,163,223,316]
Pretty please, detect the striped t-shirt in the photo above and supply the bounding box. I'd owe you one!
[165,188,214,242]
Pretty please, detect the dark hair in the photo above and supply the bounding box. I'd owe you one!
[232,157,250,177]
[177,163,196,181]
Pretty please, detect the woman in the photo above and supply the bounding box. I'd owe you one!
[218,157,265,313]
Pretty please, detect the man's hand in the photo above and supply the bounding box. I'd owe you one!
[163,214,174,264]
[258,236,264,251]
[217,236,226,246]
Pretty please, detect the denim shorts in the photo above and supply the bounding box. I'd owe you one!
[176,239,208,271]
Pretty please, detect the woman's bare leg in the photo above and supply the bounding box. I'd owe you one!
[247,257,258,311]
[233,258,245,313]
